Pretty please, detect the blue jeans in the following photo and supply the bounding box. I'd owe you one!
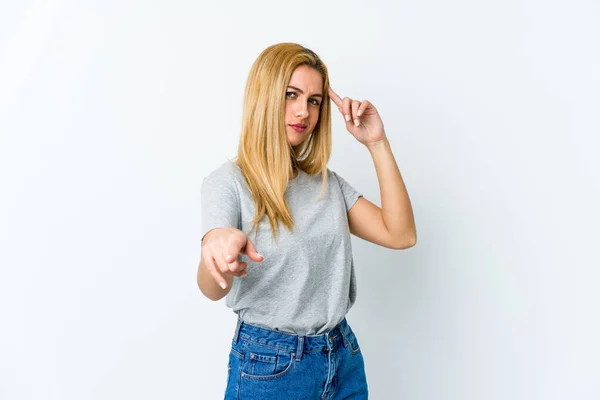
[224,316,369,399]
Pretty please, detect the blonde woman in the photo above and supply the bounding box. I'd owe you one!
[198,42,416,399]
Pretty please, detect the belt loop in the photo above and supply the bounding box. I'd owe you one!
[338,318,350,348]
[232,316,242,344]
[295,336,304,361]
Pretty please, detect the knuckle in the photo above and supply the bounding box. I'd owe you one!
[218,263,229,274]
[228,263,239,272]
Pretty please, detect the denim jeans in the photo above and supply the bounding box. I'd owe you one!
[224,316,369,399]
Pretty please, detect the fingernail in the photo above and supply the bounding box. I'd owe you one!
[357,110,362,116]
[354,120,359,126]
[241,273,248,278]
[220,282,227,289]
[345,115,351,122]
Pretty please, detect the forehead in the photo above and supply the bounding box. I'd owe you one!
[288,65,323,93]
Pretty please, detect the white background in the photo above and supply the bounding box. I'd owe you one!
[1,0,599,399]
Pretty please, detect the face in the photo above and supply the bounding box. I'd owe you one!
[284,65,323,146]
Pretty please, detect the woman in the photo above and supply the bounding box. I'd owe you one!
[198,42,416,399]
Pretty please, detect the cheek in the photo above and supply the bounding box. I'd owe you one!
[310,109,320,125]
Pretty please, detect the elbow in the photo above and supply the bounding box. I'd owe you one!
[203,291,225,302]
[204,292,223,302]
[391,232,417,250]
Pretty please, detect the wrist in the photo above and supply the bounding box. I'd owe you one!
[366,137,389,152]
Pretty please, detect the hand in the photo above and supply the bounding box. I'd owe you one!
[201,227,264,289]
[328,86,386,147]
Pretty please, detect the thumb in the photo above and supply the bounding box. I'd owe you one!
[243,238,264,262]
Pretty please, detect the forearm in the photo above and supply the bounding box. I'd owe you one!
[367,136,417,244]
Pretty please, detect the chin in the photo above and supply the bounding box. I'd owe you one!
[287,138,306,146]
[286,129,311,146]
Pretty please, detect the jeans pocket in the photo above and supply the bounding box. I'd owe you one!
[225,347,242,394]
[241,340,295,381]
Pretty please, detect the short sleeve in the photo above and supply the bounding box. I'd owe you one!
[200,170,241,242]
[331,170,363,212]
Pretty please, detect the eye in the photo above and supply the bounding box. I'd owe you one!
[309,98,321,106]
[286,91,296,99]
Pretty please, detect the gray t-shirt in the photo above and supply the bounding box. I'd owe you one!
[200,160,362,335]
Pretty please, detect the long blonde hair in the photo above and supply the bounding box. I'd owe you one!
[236,43,332,240]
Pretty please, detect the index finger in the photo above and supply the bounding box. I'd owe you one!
[203,252,228,289]
[328,86,343,108]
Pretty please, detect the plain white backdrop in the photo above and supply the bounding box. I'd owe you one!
[1,0,599,399]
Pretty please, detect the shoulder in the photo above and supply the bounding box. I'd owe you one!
[203,159,244,183]
[325,168,354,188]
[201,159,247,195]
[302,167,342,187]
[326,168,340,181]
[302,168,356,192]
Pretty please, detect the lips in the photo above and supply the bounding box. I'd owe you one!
[289,124,307,132]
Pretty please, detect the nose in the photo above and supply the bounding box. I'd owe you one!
[294,101,309,119]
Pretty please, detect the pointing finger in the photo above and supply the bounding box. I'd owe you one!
[328,86,343,108]
[204,253,227,289]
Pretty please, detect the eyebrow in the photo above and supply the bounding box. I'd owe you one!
[287,85,323,98]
